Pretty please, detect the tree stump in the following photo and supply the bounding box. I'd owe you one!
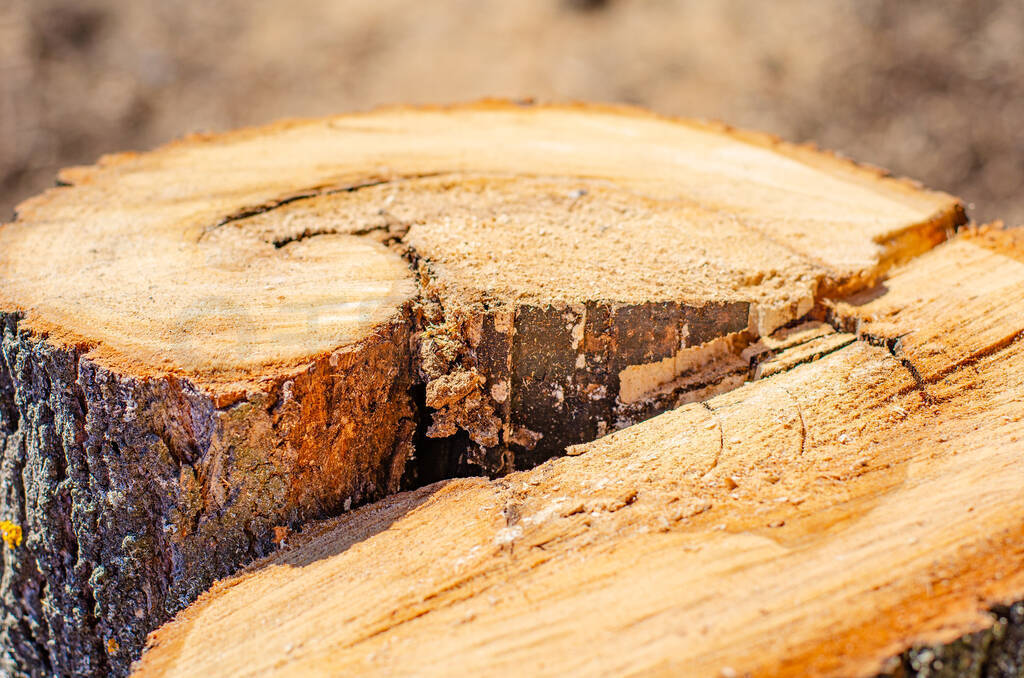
[0,103,967,676]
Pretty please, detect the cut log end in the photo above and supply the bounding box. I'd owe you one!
[0,102,970,676]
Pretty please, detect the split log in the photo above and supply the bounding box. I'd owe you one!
[0,102,963,675]
[135,228,1024,678]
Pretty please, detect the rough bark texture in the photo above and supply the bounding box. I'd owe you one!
[0,312,414,676]
[0,103,967,676]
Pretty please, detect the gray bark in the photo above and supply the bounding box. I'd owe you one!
[0,311,415,677]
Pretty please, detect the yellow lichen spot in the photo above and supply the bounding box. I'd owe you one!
[107,638,119,655]
[1,520,22,549]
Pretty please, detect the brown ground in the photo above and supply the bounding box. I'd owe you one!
[2,0,1022,225]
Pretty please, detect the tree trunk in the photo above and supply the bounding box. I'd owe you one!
[0,102,966,676]
[135,228,1024,678]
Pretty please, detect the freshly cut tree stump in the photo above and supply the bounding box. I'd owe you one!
[135,228,1024,678]
[0,103,963,676]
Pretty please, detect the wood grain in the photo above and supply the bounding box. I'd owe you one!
[136,231,1024,678]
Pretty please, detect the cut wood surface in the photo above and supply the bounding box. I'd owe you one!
[0,102,966,675]
[135,229,1024,678]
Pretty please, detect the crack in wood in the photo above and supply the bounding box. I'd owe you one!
[198,172,451,241]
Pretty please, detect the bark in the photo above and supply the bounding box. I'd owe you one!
[0,312,414,676]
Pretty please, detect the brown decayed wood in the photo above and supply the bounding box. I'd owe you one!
[134,231,1024,678]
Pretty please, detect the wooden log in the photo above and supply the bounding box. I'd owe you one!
[0,102,963,675]
[135,228,1024,678]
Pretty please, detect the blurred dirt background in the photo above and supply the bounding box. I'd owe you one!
[2,0,1022,224]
